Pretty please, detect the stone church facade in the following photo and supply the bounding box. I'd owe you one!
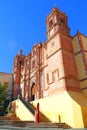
[12,7,87,128]
[13,7,87,102]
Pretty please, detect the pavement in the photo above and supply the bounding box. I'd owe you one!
[0,126,87,130]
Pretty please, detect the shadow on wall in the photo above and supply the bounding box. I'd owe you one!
[30,103,51,122]
[81,106,87,128]
[68,91,87,128]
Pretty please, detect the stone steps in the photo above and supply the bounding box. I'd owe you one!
[0,121,71,128]
[0,116,20,121]
[0,125,86,130]
[0,116,71,129]
[0,126,63,130]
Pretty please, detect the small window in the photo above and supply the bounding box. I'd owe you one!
[47,73,49,84]
[49,19,53,28]
[52,71,56,82]
[52,69,59,82]
[61,19,65,25]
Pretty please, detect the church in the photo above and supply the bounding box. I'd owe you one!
[12,7,87,128]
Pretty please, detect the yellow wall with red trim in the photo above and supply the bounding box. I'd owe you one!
[31,91,87,128]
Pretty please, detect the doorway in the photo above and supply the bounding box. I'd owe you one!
[31,82,36,101]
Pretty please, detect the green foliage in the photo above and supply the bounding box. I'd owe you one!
[0,82,8,105]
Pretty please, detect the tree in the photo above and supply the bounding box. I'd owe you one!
[0,82,8,105]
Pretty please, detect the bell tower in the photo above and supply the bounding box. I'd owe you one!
[13,50,25,98]
[46,7,70,39]
[45,7,81,95]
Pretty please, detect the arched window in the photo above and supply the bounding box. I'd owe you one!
[61,18,65,25]
[49,19,53,29]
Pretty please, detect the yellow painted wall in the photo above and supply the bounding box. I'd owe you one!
[11,91,87,128]
[82,89,87,97]
[75,54,86,80]
[72,34,87,96]
[31,91,87,128]
[14,99,35,121]
[80,80,87,97]
[80,80,87,88]
[72,35,87,80]
[72,36,80,53]
[81,35,87,50]
[69,91,87,128]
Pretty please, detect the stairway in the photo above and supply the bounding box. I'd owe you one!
[0,116,71,129]
[0,96,71,129]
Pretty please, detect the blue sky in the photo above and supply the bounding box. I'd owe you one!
[0,0,87,73]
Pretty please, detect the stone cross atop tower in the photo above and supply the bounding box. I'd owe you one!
[19,49,23,55]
